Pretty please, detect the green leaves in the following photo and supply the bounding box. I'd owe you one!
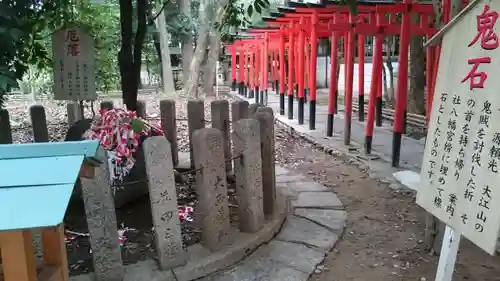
[130,118,145,133]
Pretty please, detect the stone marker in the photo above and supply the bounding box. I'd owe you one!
[80,148,124,281]
[144,137,186,269]
[248,103,263,116]
[187,100,205,168]
[255,111,276,215]
[137,100,147,118]
[232,119,265,232]
[211,100,232,172]
[257,106,273,115]
[160,99,179,166]
[231,100,249,123]
[0,109,12,144]
[192,128,231,251]
[30,105,49,142]
[100,101,114,110]
[66,103,82,125]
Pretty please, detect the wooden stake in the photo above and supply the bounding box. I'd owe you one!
[0,230,37,281]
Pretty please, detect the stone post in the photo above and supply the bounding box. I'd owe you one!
[80,148,124,281]
[67,103,82,125]
[137,100,147,118]
[100,101,114,110]
[248,104,263,116]
[188,100,205,168]
[192,128,231,251]
[30,105,49,142]
[144,137,186,269]
[232,119,265,233]
[160,99,179,166]
[0,109,13,144]
[255,110,276,216]
[211,100,232,172]
[231,100,248,123]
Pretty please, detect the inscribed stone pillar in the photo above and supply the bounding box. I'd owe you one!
[160,99,179,166]
[30,105,49,142]
[192,128,231,251]
[144,137,186,269]
[248,103,263,116]
[80,148,124,281]
[100,101,114,110]
[231,100,249,123]
[137,100,147,118]
[255,111,276,216]
[0,109,12,144]
[211,100,232,172]
[232,119,265,233]
[187,100,205,168]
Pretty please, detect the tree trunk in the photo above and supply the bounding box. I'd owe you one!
[155,2,175,95]
[119,0,148,111]
[203,29,221,96]
[180,0,194,85]
[385,36,395,105]
[407,34,426,114]
[184,1,224,98]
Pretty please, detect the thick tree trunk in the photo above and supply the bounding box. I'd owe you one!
[407,35,426,114]
[180,0,194,85]
[119,0,147,111]
[184,1,223,98]
[203,29,221,96]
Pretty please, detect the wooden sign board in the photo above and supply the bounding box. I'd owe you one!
[417,0,500,255]
[52,26,96,101]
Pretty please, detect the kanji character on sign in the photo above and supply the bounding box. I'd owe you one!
[461,57,491,90]
[468,4,499,50]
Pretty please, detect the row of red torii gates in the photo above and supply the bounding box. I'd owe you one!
[225,0,470,168]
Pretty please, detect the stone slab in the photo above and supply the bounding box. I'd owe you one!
[200,256,309,281]
[276,174,306,183]
[293,192,343,209]
[276,216,339,251]
[275,165,290,176]
[294,209,347,233]
[70,260,176,281]
[288,181,330,192]
[250,240,325,273]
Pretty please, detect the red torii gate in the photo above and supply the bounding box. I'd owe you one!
[228,0,450,167]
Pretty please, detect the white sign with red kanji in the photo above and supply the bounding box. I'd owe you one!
[417,1,500,255]
[52,26,96,101]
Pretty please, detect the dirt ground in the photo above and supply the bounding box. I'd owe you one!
[279,134,500,281]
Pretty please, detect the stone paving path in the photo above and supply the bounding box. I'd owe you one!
[200,166,346,281]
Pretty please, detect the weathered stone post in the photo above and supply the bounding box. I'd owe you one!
[0,109,12,144]
[255,109,276,216]
[192,128,231,251]
[248,104,263,116]
[144,137,186,269]
[211,100,232,172]
[231,100,248,123]
[137,100,147,118]
[188,100,205,168]
[232,119,265,233]
[160,99,179,166]
[67,103,82,125]
[30,105,49,142]
[100,101,114,110]
[80,148,124,281]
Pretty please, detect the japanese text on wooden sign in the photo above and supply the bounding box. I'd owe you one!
[417,2,500,255]
[52,27,96,101]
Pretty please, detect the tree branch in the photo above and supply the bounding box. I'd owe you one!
[150,0,172,22]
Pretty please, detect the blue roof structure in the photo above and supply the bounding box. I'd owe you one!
[0,140,101,231]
